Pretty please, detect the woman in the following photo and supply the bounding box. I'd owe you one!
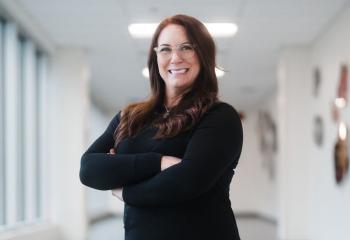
[80,14,243,240]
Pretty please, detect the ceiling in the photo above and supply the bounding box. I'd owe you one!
[15,0,350,113]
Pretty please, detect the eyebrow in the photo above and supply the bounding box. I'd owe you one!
[158,41,191,46]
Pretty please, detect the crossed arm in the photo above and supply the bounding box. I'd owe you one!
[79,112,181,190]
[80,104,243,207]
[117,104,243,207]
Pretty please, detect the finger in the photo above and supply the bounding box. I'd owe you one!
[109,148,116,154]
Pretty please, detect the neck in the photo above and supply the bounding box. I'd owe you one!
[164,91,182,108]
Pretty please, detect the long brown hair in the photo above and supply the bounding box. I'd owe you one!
[114,14,219,147]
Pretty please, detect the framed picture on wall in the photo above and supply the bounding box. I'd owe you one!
[334,123,349,184]
[313,67,321,97]
[313,115,324,147]
[257,110,277,180]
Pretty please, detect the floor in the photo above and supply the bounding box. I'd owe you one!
[87,216,278,240]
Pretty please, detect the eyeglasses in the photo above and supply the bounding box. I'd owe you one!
[154,43,196,60]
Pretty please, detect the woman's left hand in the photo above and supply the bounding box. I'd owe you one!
[112,188,124,202]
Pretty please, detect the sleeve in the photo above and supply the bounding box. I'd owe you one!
[122,103,243,207]
[79,111,162,190]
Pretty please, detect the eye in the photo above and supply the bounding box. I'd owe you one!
[180,44,194,51]
[159,47,171,53]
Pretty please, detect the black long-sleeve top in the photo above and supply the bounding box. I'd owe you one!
[80,102,243,240]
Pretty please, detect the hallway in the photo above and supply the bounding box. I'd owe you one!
[1,1,350,240]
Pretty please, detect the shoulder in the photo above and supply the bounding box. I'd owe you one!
[210,101,237,112]
[115,110,125,121]
[192,101,242,133]
[113,111,122,123]
[106,110,123,131]
[194,101,243,143]
[205,101,241,122]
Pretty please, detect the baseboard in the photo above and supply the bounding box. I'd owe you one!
[89,211,277,226]
[235,212,277,224]
[0,223,62,240]
[89,212,120,225]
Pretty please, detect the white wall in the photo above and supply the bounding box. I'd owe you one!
[231,94,278,221]
[277,4,350,240]
[309,4,350,240]
[278,47,313,239]
[49,48,90,240]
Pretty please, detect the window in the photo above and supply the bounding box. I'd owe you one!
[0,17,6,227]
[35,50,45,219]
[16,35,26,223]
[0,15,49,229]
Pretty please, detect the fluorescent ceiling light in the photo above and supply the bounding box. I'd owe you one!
[129,23,238,38]
[205,23,238,37]
[129,24,159,38]
[142,67,224,78]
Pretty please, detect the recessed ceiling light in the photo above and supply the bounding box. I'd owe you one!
[129,22,238,38]
[215,67,225,78]
[142,67,224,78]
[142,67,149,78]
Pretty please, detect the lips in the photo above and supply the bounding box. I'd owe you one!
[168,68,189,74]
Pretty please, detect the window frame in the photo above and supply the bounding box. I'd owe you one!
[0,17,6,227]
[0,15,50,230]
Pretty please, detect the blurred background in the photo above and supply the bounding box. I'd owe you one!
[0,0,350,239]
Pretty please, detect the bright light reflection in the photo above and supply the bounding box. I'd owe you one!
[335,97,346,108]
[339,122,347,140]
[215,67,225,78]
[142,67,149,78]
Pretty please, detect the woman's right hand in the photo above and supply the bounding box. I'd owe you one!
[161,156,182,171]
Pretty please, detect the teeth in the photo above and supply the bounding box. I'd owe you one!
[170,68,188,74]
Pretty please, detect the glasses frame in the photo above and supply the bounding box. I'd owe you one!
[153,43,196,60]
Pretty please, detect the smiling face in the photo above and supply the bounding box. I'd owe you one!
[156,24,201,97]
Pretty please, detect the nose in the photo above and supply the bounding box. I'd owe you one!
[169,49,183,63]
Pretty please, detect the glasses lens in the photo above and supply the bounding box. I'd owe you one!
[179,44,195,58]
[155,44,195,60]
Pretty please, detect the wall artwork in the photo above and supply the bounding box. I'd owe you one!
[313,67,321,97]
[331,102,340,123]
[337,64,348,101]
[257,110,277,180]
[313,115,324,147]
[332,64,349,184]
[332,65,348,123]
[334,123,349,184]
